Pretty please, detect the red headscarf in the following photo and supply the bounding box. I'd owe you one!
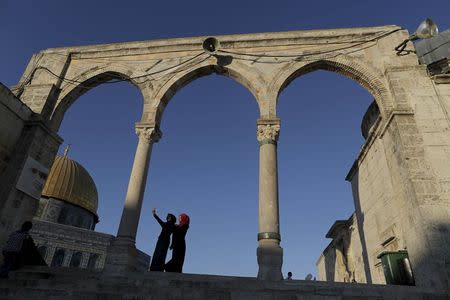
[179,213,190,226]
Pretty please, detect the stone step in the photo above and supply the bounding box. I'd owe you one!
[0,267,445,300]
[0,288,124,300]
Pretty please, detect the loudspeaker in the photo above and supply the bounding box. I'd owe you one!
[202,37,219,53]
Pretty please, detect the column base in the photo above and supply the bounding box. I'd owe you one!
[257,240,283,281]
[103,236,138,274]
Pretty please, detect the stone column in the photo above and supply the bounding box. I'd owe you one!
[63,249,73,267]
[46,245,56,266]
[256,118,283,281]
[117,124,161,240]
[80,252,90,269]
[104,123,161,273]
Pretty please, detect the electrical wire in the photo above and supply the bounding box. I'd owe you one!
[33,52,209,89]
[49,51,205,62]
[416,39,450,57]
[216,29,401,62]
[19,28,401,90]
[14,53,44,95]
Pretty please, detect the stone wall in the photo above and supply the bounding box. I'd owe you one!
[411,74,450,289]
[381,70,449,290]
[0,83,62,258]
[0,83,32,210]
[0,83,32,245]
[347,135,400,284]
[346,71,450,289]
[316,214,367,283]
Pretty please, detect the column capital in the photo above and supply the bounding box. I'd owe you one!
[135,123,162,144]
[257,121,280,145]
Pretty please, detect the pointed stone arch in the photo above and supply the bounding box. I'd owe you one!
[269,55,394,119]
[50,65,152,130]
[148,59,266,125]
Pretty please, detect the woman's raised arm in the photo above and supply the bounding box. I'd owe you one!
[152,208,165,227]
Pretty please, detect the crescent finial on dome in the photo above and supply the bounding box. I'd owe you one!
[63,144,71,157]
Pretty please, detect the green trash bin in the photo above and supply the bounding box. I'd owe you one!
[377,250,415,286]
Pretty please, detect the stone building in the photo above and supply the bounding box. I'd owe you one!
[316,101,407,284]
[317,209,404,285]
[316,214,368,283]
[30,150,150,271]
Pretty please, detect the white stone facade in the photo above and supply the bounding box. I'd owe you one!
[317,214,367,284]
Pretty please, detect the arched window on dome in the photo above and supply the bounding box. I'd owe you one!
[75,215,83,228]
[51,248,65,267]
[69,251,82,268]
[87,253,99,269]
[57,207,68,224]
[37,245,47,261]
[87,219,94,230]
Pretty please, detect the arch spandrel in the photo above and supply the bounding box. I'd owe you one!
[268,55,394,119]
[147,57,268,125]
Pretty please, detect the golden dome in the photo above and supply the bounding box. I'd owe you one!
[41,155,98,215]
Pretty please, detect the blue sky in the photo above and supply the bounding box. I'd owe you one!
[1,0,449,278]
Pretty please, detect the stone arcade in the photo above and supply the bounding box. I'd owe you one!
[0,25,449,298]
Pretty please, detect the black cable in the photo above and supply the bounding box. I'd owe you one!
[216,29,401,61]
[15,54,44,95]
[19,28,401,89]
[416,39,450,57]
[32,52,207,88]
[35,52,211,90]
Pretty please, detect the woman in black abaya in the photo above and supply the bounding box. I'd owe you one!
[164,213,190,273]
[149,208,176,271]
